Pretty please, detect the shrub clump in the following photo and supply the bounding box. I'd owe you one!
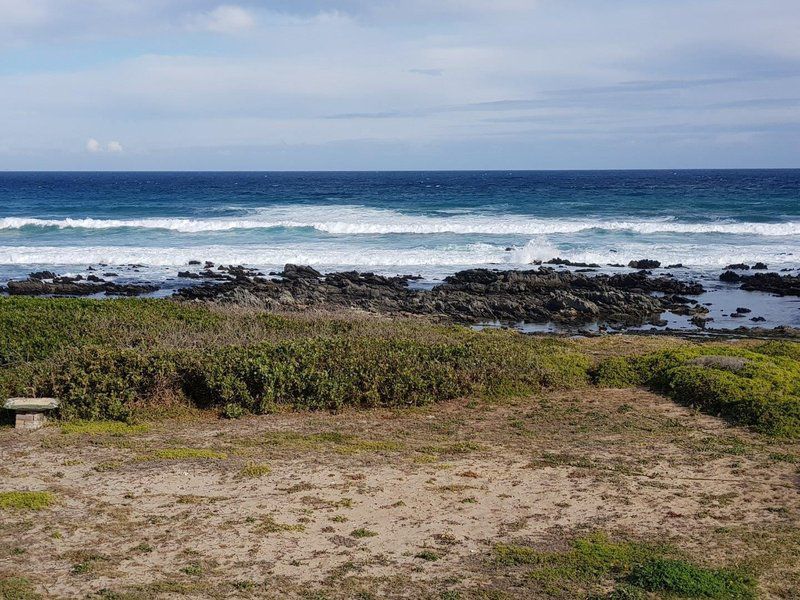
[0,491,55,511]
[1,312,591,420]
[593,344,800,437]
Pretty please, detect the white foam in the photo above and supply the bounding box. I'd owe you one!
[0,243,505,268]
[0,239,794,271]
[1,205,798,236]
[510,238,797,268]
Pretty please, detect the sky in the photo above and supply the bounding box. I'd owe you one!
[1,0,799,170]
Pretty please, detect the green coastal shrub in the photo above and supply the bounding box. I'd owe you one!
[0,309,590,419]
[593,344,800,437]
[0,347,182,421]
[2,297,797,437]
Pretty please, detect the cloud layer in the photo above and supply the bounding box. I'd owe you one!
[1,1,798,169]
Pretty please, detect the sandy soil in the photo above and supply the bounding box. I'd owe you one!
[1,388,798,599]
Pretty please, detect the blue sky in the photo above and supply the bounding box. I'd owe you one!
[1,0,798,170]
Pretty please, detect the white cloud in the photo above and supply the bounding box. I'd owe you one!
[86,138,123,153]
[186,4,255,34]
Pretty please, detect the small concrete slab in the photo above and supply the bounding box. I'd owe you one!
[4,397,60,412]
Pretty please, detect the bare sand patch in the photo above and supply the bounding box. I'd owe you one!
[1,388,797,598]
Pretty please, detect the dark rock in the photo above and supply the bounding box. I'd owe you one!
[725,263,750,270]
[690,314,713,328]
[28,271,58,280]
[735,307,751,314]
[665,263,685,269]
[6,273,158,297]
[750,316,766,322]
[752,262,768,270]
[281,264,322,279]
[8,280,157,297]
[719,271,741,283]
[188,260,201,265]
[103,272,118,277]
[545,258,600,268]
[628,259,660,269]
[730,272,800,296]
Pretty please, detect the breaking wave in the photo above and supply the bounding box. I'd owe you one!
[1,205,798,236]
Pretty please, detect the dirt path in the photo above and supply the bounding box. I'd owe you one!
[1,388,798,598]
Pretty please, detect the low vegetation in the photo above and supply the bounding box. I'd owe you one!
[0,576,41,600]
[494,533,756,599]
[148,448,227,461]
[592,343,800,436]
[0,491,55,511]
[0,297,798,438]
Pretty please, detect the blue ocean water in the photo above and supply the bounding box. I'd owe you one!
[0,170,798,283]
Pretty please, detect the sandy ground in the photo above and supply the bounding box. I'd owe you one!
[1,388,798,599]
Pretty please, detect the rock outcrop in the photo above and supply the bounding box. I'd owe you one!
[177,264,705,326]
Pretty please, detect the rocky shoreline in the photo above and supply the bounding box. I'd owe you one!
[3,261,800,332]
[169,263,708,327]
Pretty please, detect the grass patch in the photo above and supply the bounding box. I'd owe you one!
[0,491,55,511]
[238,462,272,478]
[493,533,756,598]
[628,558,756,598]
[351,528,378,539]
[60,420,149,435]
[0,576,41,599]
[0,299,590,420]
[257,515,306,533]
[149,448,227,460]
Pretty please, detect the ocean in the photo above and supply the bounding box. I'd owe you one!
[1,170,798,276]
[1,170,799,329]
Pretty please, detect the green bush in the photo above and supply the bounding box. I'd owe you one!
[221,402,245,419]
[592,345,800,437]
[0,303,591,419]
